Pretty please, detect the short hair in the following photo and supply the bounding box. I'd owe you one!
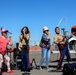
[55,27,60,32]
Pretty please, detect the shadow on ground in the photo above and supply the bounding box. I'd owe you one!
[22,72,31,75]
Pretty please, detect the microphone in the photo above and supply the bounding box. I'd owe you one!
[8,31,12,34]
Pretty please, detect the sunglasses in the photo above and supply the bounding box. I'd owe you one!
[46,30,49,31]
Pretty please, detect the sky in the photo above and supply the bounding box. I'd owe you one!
[0,0,76,46]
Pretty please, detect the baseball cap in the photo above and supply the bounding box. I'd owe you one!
[43,26,49,31]
[1,29,8,33]
[72,25,76,29]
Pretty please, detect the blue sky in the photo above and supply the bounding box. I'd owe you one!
[0,0,76,45]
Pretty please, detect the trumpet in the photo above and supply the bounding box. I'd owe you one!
[68,35,76,50]
[68,25,76,51]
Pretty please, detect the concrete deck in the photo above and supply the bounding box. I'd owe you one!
[3,50,76,75]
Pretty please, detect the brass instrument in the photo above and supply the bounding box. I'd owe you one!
[68,25,76,50]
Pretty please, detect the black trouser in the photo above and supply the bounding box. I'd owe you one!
[21,45,30,70]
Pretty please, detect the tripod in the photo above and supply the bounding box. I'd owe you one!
[31,58,38,69]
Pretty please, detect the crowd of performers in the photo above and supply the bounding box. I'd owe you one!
[0,25,76,74]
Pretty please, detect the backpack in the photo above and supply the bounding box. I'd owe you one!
[39,37,43,47]
[39,36,50,49]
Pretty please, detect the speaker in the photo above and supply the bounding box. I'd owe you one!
[63,63,76,75]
